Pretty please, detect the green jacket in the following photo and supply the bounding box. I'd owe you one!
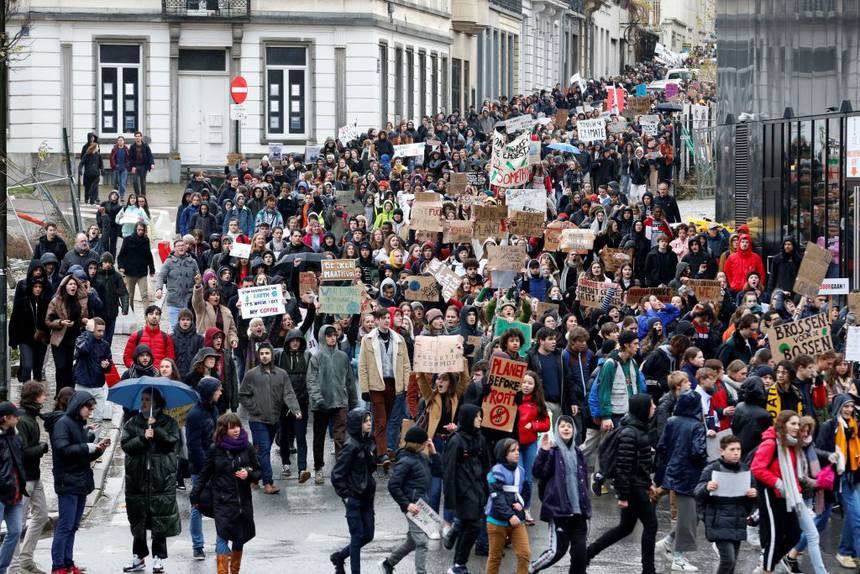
[120,411,181,539]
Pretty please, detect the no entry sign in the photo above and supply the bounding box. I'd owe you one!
[230,76,248,104]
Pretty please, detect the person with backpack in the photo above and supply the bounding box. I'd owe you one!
[528,415,591,574]
[122,305,175,368]
[654,391,709,572]
[377,426,441,574]
[485,438,531,574]
[586,394,658,574]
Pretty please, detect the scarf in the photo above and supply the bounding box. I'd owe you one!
[836,416,860,476]
[556,437,581,515]
[777,443,805,512]
[219,428,250,451]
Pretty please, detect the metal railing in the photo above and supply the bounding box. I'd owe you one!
[162,0,250,18]
[489,0,522,14]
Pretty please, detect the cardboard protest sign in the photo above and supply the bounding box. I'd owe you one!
[473,205,508,240]
[626,287,674,304]
[766,313,834,362]
[544,221,576,251]
[505,114,538,132]
[229,242,252,259]
[427,259,461,301]
[448,172,469,194]
[393,142,426,158]
[688,279,722,302]
[534,301,560,318]
[486,244,528,272]
[849,292,860,318]
[625,96,652,117]
[507,210,545,237]
[819,278,849,295]
[319,285,364,315]
[443,220,474,243]
[413,335,465,373]
[410,195,443,232]
[405,276,441,302]
[559,228,596,252]
[238,284,286,319]
[466,335,483,358]
[576,118,606,143]
[490,130,532,188]
[639,114,660,136]
[493,318,532,358]
[576,277,623,309]
[321,259,357,282]
[600,248,633,273]
[794,243,833,298]
[298,271,318,295]
[406,498,445,537]
[608,119,628,134]
[505,188,545,214]
[482,356,526,432]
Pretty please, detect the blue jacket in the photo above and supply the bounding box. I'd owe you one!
[655,391,708,495]
[531,438,592,521]
[636,304,680,339]
[72,331,112,388]
[179,204,199,236]
[222,206,254,237]
[485,440,526,526]
[185,377,220,475]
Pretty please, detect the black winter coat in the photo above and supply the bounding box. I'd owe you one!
[655,392,708,496]
[185,378,220,474]
[643,247,678,287]
[767,246,802,293]
[120,411,181,539]
[93,268,129,319]
[731,377,772,457]
[192,442,261,544]
[331,408,376,501]
[9,286,49,349]
[387,447,442,512]
[0,427,26,506]
[443,405,492,520]
[17,401,47,482]
[117,233,156,278]
[172,325,203,378]
[611,396,654,500]
[694,458,755,541]
[717,331,755,367]
[50,391,102,496]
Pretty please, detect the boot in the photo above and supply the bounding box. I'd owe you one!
[217,554,229,574]
[230,550,243,574]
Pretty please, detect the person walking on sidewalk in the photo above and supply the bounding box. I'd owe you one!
[72,318,114,422]
[185,377,221,561]
[0,401,28,574]
[129,131,154,196]
[238,343,301,495]
[50,391,110,574]
[191,413,260,574]
[154,239,200,328]
[12,382,50,574]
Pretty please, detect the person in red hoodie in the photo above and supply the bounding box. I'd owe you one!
[517,370,551,525]
[751,410,807,574]
[723,233,765,293]
[123,305,176,368]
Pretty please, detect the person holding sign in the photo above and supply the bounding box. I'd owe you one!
[191,274,239,348]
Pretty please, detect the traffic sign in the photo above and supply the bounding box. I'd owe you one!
[230,103,247,121]
[230,76,248,104]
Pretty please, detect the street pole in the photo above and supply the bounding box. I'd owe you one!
[0,3,9,400]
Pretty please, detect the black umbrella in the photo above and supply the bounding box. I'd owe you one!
[655,102,683,113]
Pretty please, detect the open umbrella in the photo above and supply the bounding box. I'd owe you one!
[547,143,580,154]
[107,376,199,411]
[655,102,683,113]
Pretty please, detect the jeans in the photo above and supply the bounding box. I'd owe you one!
[520,441,538,510]
[13,479,50,568]
[216,535,243,555]
[715,540,741,574]
[17,342,47,383]
[115,169,128,198]
[840,476,860,557]
[587,487,657,574]
[249,421,277,485]
[51,494,86,570]
[793,501,827,574]
[385,393,406,453]
[387,517,428,574]
[190,474,204,551]
[487,522,530,574]
[132,168,148,196]
[336,497,375,574]
[0,502,23,574]
[621,174,631,197]
[165,306,182,332]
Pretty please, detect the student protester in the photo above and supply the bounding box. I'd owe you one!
[731,376,772,458]
[275,329,312,483]
[172,309,203,378]
[191,413,261,574]
[529,415,591,574]
[122,305,175,369]
[330,408,377,574]
[72,318,113,422]
[120,389,181,574]
[0,401,27,574]
[92,252,128,344]
[46,276,89,392]
[485,438,531,574]
[117,223,156,311]
[516,370,551,524]
[184,377,221,560]
[378,426,442,574]
[526,327,573,423]
[9,276,50,384]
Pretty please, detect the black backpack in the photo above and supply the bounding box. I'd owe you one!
[597,424,630,481]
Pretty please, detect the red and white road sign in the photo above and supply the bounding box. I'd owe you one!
[230,76,248,104]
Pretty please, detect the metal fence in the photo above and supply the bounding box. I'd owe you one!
[162,0,250,18]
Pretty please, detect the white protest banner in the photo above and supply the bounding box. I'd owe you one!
[427,259,461,300]
[559,228,596,252]
[238,284,285,319]
[819,278,849,295]
[304,145,322,163]
[406,499,445,537]
[229,242,252,259]
[320,259,357,282]
[846,326,860,362]
[393,142,426,158]
[711,471,752,497]
[319,285,364,315]
[119,212,142,225]
[490,130,532,188]
[504,114,537,132]
[413,335,464,373]
[691,105,710,129]
[268,142,283,161]
[576,118,606,143]
[337,125,359,146]
[706,428,734,461]
[505,188,545,214]
[570,73,587,94]
[766,313,834,362]
[639,115,660,136]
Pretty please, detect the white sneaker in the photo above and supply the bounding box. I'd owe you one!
[655,537,674,562]
[282,464,292,478]
[152,557,164,574]
[671,557,698,572]
[428,529,441,540]
[122,556,145,572]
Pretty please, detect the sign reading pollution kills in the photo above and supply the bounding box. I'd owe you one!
[766,313,834,361]
[482,356,526,432]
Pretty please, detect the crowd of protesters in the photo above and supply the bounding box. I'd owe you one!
[4,51,857,574]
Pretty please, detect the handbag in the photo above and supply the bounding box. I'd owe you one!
[190,477,216,518]
[816,464,836,491]
[105,363,121,388]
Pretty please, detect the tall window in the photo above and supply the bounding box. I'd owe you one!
[395,47,404,121]
[265,46,308,137]
[464,60,471,110]
[452,58,462,112]
[407,48,415,121]
[380,43,389,125]
[431,53,438,114]
[442,55,449,112]
[99,44,141,135]
[419,51,427,117]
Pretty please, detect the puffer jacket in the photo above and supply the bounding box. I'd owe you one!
[72,330,112,389]
[694,458,755,542]
[611,394,655,500]
[443,404,492,520]
[50,391,102,496]
[387,445,442,512]
[724,233,765,292]
[655,391,708,495]
[172,321,203,378]
[731,376,772,457]
[185,377,220,475]
[330,408,376,501]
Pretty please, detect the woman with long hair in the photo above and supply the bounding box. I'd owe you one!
[190,413,260,574]
[79,141,103,205]
[517,371,551,525]
[45,276,88,391]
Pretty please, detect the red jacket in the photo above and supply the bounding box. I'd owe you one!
[123,324,176,368]
[750,427,800,496]
[517,395,551,445]
[724,233,765,292]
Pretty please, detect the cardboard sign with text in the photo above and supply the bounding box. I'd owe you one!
[321,259,357,282]
[490,130,532,188]
[473,205,508,240]
[507,210,545,238]
[405,276,441,302]
[467,335,483,358]
[298,271,318,295]
[849,292,860,318]
[577,277,623,309]
[545,221,576,251]
[625,96,652,117]
[427,259,461,301]
[794,242,833,298]
[576,118,606,143]
[319,285,364,315]
[766,313,834,362]
[559,228,596,252]
[448,172,469,195]
[688,279,722,302]
[626,287,674,304]
[534,301,560,319]
[413,335,465,374]
[554,109,569,127]
[410,194,443,232]
[486,244,528,272]
[443,220,474,243]
[600,248,633,273]
[482,356,526,432]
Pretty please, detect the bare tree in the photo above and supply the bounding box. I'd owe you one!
[1,0,32,66]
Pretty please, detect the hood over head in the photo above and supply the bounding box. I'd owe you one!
[39,252,59,268]
[317,324,338,349]
[741,376,767,407]
[196,377,221,405]
[346,407,371,442]
[832,393,855,418]
[190,347,219,370]
[132,344,154,365]
[284,328,307,353]
[627,393,653,425]
[553,414,577,445]
[203,327,225,348]
[67,390,96,420]
[673,390,703,418]
[457,404,482,435]
[494,437,519,464]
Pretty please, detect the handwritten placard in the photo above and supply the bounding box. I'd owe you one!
[505,188,545,214]
[427,259,461,301]
[321,259,357,282]
[794,242,833,298]
[486,244,528,272]
[559,228,596,252]
[443,220,474,243]
[545,221,576,251]
[626,287,674,304]
[413,335,464,374]
[473,205,508,240]
[577,277,622,309]
[229,242,252,259]
[766,313,834,362]
[299,271,318,295]
[507,210,545,238]
[688,279,722,302]
[482,356,526,432]
[319,285,364,315]
[600,248,633,273]
[405,276,441,302]
[238,284,286,319]
[410,196,443,232]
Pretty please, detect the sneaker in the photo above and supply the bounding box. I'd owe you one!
[836,554,857,568]
[447,566,470,574]
[152,558,164,574]
[781,556,801,574]
[192,548,205,561]
[655,537,674,563]
[122,556,145,572]
[298,470,311,484]
[524,510,535,525]
[67,567,86,574]
[21,563,47,574]
[282,464,292,478]
[176,483,186,491]
[315,470,325,485]
[377,559,394,574]
[330,551,346,574]
[443,525,460,550]
[671,558,698,572]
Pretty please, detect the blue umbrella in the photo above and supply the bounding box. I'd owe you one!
[108,376,199,411]
[547,143,581,154]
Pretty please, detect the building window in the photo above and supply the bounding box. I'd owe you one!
[99,44,141,135]
[407,48,414,121]
[380,43,389,125]
[464,60,471,109]
[431,53,438,113]
[265,46,308,137]
[394,47,404,121]
[442,55,449,112]
[178,49,226,71]
[452,58,461,112]
[419,51,427,117]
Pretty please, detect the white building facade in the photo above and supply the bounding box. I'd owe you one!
[589,0,631,79]
[6,0,453,178]
[519,0,584,93]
